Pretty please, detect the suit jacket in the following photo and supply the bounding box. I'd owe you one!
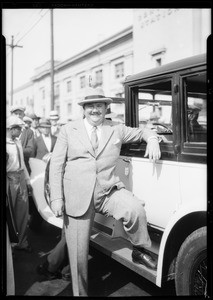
[20,128,35,174]
[35,134,57,160]
[49,119,157,217]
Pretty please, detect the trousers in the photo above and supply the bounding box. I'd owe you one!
[7,170,29,249]
[64,187,151,296]
[47,228,68,273]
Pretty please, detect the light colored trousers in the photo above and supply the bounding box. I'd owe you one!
[64,187,151,296]
[7,170,29,249]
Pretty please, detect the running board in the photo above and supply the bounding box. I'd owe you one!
[90,228,158,284]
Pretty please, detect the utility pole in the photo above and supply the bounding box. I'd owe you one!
[6,36,23,106]
[50,8,55,110]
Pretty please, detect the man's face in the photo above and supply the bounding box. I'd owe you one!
[39,127,51,136]
[12,110,25,120]
[32,118,39,128]
[50,119,59,126]
[10,126,22,139]
[84,102,108,126]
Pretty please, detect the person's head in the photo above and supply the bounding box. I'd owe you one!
[49,110,59,126]
[188,105,200,123]
[10,106,26,120]
[23,116,33,128]
[38,118,51,136]
[6,115,25,140]
[78,87,113,126]
[28,113,40,129]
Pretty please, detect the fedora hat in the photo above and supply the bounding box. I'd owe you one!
[39,118,51,128]
[28,113,40,120]
[78,87,113,106]
[6,115,25,129]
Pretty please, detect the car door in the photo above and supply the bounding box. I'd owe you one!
[116,76,181,229]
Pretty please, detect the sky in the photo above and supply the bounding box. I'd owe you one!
[2,8,133,92]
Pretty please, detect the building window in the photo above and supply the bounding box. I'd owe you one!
[55,84,60,96]
[95,70,103,86]
[67,80,71,93]
[80,76,86,89]
[55,105,60,116]
[156,58,162,67]
[41,88,45,100]
[115,62,124,79]
[67,103,72,114]
[150,47,166,67]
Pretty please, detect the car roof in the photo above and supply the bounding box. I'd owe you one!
[125,54,206,84]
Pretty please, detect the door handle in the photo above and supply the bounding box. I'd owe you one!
[174,144,180,155]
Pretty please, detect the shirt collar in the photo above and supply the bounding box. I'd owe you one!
[84,118,103,131]
[6,137,17,144]
[42,133,51,139]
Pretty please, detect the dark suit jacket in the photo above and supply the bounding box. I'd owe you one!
[35,134,57,160]
[20,128,35,174]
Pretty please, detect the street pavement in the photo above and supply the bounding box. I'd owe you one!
[12,220,176,297]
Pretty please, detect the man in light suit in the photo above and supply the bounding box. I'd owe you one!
[49,87,161,296]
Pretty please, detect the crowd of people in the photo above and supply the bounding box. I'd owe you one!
[6,107,65,295]
[6,86,161,296]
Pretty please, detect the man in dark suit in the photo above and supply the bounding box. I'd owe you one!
[10,106,35,174]
[34,118,57,160]
[49,86,161,296]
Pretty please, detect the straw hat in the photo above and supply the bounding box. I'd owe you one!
[49,110,59,120]
[78,87,113,106]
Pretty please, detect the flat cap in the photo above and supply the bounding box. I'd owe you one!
[10,106,26,113]
[6,115,25,129]
[23,116,33,123]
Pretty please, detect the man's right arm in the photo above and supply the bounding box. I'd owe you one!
[49,126,68,216]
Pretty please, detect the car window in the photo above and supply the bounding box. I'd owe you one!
[184,72,207,143]
[137,80,173,143]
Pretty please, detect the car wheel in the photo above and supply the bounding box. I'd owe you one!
[175,226,207,296]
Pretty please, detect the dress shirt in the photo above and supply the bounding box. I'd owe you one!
[6,137,30,183]
[84,118,102,142]
[31,127,40,138]
[42,133,52,152]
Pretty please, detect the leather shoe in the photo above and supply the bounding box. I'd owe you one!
[132,246,157,270]
[36,261,61,280]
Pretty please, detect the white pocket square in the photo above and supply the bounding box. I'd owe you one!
[113,139,121,145]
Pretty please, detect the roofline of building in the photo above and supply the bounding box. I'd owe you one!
[13,81,33,94]
[31,25,133,81]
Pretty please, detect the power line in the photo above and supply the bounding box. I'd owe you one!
[13,9,44,42]
[6,9,49,57]
[15,9,49,44]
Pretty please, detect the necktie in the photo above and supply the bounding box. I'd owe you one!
[91,126,99,153]
[15,142,22,169]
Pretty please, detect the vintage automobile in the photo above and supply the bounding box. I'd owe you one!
[29,53,207,296]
